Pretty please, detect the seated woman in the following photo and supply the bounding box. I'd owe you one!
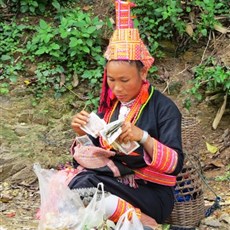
[69,1,184,229]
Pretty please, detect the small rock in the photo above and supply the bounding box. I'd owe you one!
[204,217,222,227]
[17,111,33,123]
[10,85,31,97]
[219,213,230,224]
[0,203,7,212]
[0,193,13,203]
[14,124,30,136]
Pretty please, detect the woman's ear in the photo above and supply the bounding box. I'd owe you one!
[140,66,148,80]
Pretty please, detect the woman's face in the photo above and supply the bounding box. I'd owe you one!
[106,61,146,103]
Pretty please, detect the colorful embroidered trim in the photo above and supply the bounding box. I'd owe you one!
[134,167,177,186]
[99,82,151,150]
[133,138,178,186]
[104,0,154,71]
[115,0,136,29]
[150,138,178,174]
[104,29,154,71]
[109,197,141,223]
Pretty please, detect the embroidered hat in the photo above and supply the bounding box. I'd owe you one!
[99,0,154,113]
[104,0,154,70]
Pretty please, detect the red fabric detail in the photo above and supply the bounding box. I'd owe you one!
[140,81,149,104]
[99,69,117,113]
[134,167,177,186]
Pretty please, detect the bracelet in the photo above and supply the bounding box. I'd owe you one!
[140,131,149,144]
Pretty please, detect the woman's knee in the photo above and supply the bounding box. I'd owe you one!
[68,171,99,189]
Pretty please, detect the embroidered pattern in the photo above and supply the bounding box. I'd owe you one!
[109,197,141,223]
[104,0,154,71]
[151,138,178,173]
[115,0,136,29]
[99,82,150,150]
[134,168,177,186]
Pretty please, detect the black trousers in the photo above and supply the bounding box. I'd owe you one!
[68,170,174,224]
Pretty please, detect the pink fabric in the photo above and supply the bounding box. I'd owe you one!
[73,145,115,169]
[143,137,178,174]
[107,160,121,177]
[73,145,123,177]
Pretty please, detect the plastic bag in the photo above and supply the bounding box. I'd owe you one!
[77,182,107,229]
[115,208,144,230]
[33,163,84,230]
[34,163,115,229]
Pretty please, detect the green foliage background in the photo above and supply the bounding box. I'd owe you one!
[0,0,229,109]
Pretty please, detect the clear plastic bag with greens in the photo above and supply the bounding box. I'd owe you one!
[115,208,144,230]
[78,183,108,229]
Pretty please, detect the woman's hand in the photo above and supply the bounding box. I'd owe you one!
[71,110,90,135]
[118,121,153,157]
[118,121,143,143]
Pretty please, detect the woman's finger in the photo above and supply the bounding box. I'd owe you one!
[71,111,89,127]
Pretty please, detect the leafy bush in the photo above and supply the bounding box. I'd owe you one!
[0,0,229,109]
[24,7,105,99]
[183,57,230,109]
[133,0,230,54]
[0,21,27,87]
[0,0,76,14]
[0,5,105,103]
[0,22,26,59]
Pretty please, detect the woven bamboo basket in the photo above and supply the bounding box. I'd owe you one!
[181,116,201,155]
[165,117,205,228]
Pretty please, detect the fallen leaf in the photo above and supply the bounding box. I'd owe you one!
[189,11,196,23]
[60,73,65,87]
[203,161,224,170]
[24,80,31,85]
[83,5,91,11]
[186,23,194,37]
[72,72,79,87]
[5,211,16,218]
[206,142,218,154]
[214,24,230,34]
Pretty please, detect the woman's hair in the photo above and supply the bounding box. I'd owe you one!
[107,60,144,73]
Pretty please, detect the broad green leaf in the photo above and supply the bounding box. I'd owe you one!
[70,50,77,57]
[69,37,78,47]
[44,34,53,43]
[82,46,90,53]
[87,26,96,34]
[201,29,207,36]
[35,47,46,55]
[60,30,68,38]
[52,0,61,11]
[1,55,11,61]
[39,19,48,30]
[10,75,17,83]
[86,39,93,47]
[51,43,60,50]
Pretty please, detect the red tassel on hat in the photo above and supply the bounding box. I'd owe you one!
[98,69,116,113]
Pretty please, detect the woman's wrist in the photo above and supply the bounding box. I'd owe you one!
[139,130,149,144]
